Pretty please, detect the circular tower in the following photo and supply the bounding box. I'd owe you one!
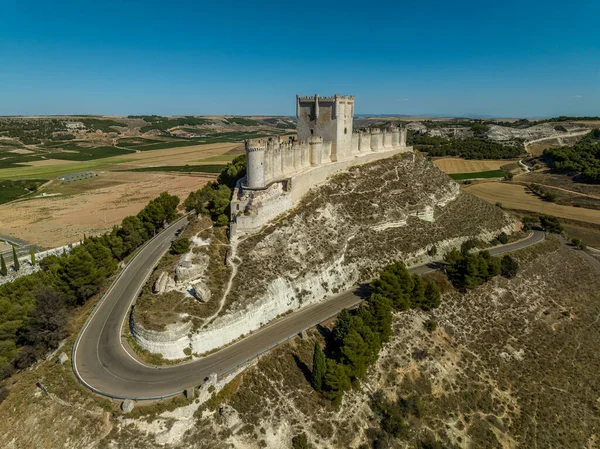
[245,139,267,189]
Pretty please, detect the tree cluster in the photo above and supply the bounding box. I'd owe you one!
[539,215,563,234]
[184,155,246,226]
[543,129,600,183]
[0,118,67,144]
[0,192,180,378]
[528,183,557,202]
[408,132,523,159]
[139,116,212,133]
[443,249,500,291]
[170,237,191,255]
[311,262,441,405]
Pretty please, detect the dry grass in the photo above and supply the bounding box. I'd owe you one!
[465,181,600,225]
[433,157,515,174]
[526,135,585,156]
[0,172,211,248]
[133,218,231,332]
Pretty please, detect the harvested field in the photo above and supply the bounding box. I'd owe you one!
[433,157,515,174]
[0,142,239,180]
[465,181,600,225]
[517,169,600,197]
[114,143,238,169]
[0,172,210,248]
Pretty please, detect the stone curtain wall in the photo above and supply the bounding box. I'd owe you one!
[232,134,410,237]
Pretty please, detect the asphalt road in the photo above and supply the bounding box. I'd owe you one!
[73,224,545,400]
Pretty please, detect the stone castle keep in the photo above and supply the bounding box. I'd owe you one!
[230,94,412,236]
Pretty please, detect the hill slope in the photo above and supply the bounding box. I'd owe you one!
[133,152,517,357]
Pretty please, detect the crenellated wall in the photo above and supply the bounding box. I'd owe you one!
[243,126,407,190]
[231,134,412,237]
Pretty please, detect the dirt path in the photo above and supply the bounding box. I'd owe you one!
[506,180,600,200]
[523,130,590,154]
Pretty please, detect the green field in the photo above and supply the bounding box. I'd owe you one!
[122,164,226,174]
[0,179,47,204]
[46,145,134,160]
[449,170,506,180]
[0,158,128,180]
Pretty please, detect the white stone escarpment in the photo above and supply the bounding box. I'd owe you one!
[131,153,518,359]
[130,317,192,360]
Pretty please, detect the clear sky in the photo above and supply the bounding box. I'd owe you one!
[1,0,599,117]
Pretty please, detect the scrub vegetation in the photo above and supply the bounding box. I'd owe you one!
[0,192,180,380]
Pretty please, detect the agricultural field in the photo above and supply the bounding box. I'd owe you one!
[433,157,516,174]
[464,181,600,225]
[0,137,243,247]
[449,170,505,180]
[123,165,225,174]
[0,179,47,204]
[0,171,210,248]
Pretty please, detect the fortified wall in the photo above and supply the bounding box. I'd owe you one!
[231,94,412,236]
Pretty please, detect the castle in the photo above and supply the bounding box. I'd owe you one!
[230,94,412,236]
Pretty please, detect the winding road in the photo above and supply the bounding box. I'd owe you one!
[72,220,545,400]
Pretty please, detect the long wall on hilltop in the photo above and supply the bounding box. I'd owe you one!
[244,127,407,190]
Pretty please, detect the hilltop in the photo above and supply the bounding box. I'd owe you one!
[131,152,516,358]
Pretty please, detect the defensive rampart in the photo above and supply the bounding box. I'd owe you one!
[231,128,410,237]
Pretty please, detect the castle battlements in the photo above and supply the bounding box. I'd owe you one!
[243,126,407,190]
[231,94,412,236]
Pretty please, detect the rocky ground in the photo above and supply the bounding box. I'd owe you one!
[131,152,516,358]
[225,152,513,317]
[2,235,599,448]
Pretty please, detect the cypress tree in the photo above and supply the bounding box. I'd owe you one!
[12,246,20,271]
[311,342,326,392]
[30,247,36,266]
[0,254,7,276]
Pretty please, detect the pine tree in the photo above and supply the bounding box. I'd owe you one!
[311,342,326,392]
[423,281,441,310]
[30,247,36,266]
[12,246,20,272]
[0,254,7,276]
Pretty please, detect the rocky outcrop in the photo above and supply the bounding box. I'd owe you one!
[153,272,171,294]
[131,153,518,359]
[192,280,211,303]
[175,253,209,284]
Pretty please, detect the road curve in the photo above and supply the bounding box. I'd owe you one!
[73,225,545,400]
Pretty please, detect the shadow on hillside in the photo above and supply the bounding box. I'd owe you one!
[292,353,312,384]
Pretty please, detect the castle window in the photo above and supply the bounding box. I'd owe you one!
[344,127,347,134]
[310,129,314,135]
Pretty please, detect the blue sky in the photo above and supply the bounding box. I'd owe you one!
[1,0,599,117]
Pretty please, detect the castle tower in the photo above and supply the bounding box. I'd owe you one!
[296,94,355,162]
[244,139,267,189]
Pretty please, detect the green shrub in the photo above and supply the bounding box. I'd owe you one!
[12,246,19,272]
[500,255,519,279]
[498,232,509,244]
[425,320,438,332]
[291,433,309,449]
[215,214,229,227]
[540,215,563,234]
[170,237,191,255]
[311,342,326,392]
[444,249,501,291]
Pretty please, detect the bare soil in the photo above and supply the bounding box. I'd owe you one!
[465,181,600,225]
[0,172,211,247]
[433,157,516,174]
